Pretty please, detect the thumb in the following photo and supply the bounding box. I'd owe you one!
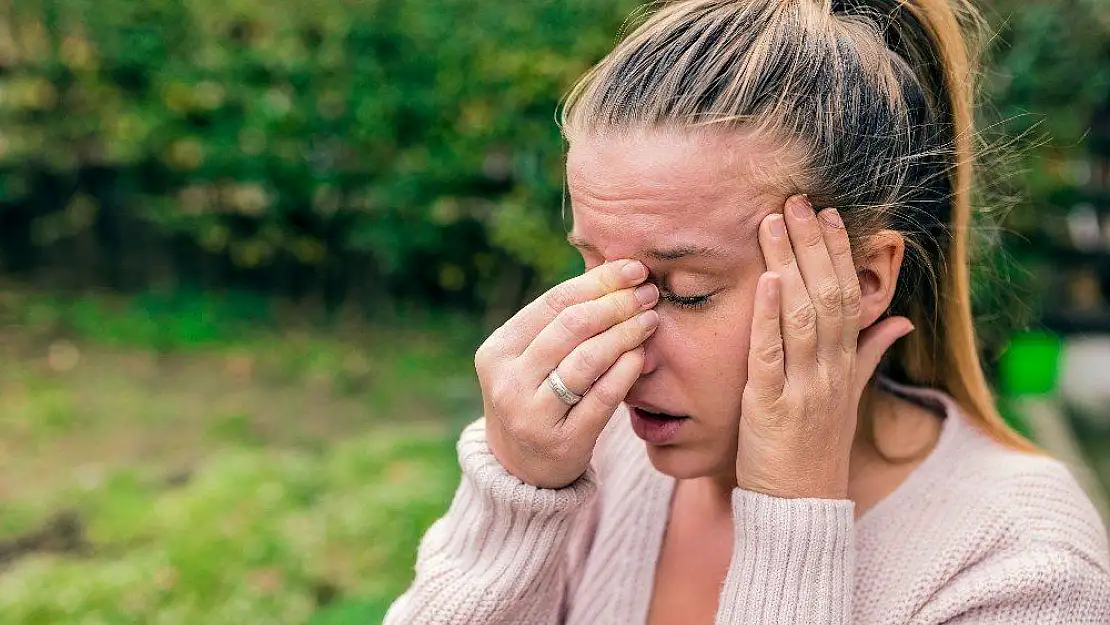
[854,316,914,390]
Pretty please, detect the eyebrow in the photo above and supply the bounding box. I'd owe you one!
[566,233,727,261]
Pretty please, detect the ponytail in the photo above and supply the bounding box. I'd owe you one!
[835,0,1037,453]
[562,0,1038,453]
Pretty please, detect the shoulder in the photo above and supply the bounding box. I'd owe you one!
[965,445,1108,569]
[911,439,1110,621]
[874,379,1107,565]
[859,391,1110,622]
[938,414,1107,563]
[890,400,1110,604]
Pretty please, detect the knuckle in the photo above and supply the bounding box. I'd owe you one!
[598,268,622,292]
[777,246,797,266]
[474,339,498,373]
[815,283,842,312]
[829,242,853,263]
[784,302,817,332]
[842,283,862,315]
[590,381,624,408]
[544,284,576,315]
[604,260,636,285]
[511,423,546,454]
[623,346,646,368]
[557,304,593,337]
[573,345,601,375]
[598,291,633,325]
[801,229,825,249]
[622,318,647,344]
[755,342,785,368]
[619,289,643,317]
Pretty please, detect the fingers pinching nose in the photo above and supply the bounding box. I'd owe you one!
[635,283,659,309]
[622,259,648,282]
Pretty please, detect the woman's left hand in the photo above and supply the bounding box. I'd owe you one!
[736,195,914,500]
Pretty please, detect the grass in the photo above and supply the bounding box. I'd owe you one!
[0,286,484,624]
[3,285,1108,624]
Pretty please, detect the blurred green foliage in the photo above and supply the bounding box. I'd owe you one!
[4,0,1102,345]
[1,2,1107,622]
[984,0,1110,221]
[0,0,643,308]
[0,287,483,624]
[2,0,1103,314]
[0,428,459,625]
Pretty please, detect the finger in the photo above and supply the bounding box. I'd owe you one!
[760,212,817,374]
[538,309,658,405]
[853,316,914,397]
[496,259,649,357]
[745,272,785,402]
[564,347,645,440]
[783,195,841,364]
[520,282,658,386]
[817,208,863,350]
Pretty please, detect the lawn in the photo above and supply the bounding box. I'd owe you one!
[0,287,484,624]
[3,287,1108,625]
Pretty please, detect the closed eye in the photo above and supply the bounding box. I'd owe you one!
[660,290,712,310]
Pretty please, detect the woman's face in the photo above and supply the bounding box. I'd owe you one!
[566,129,801,481]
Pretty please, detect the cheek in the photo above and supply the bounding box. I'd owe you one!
[654,300,755,387]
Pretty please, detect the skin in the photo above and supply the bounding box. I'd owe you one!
[565,129,920,489]
[565,130,940,624]
[475,128,945,624]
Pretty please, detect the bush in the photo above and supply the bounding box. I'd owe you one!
[0,0,638,309]
[0,0,1106,318]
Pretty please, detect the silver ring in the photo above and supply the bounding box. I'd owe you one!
[547,369,583,406]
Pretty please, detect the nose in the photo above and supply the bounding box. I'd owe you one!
[639,328,661,375]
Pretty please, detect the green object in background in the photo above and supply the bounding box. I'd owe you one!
[999,331,1064,396]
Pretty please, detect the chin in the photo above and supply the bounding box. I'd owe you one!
[643,444,726,480]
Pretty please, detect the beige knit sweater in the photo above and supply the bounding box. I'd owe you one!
[385,382,1110,624]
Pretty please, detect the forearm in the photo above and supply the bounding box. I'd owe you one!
[716,489,855,625]
[385,419,596,625]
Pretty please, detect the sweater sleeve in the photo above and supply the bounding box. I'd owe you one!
[383,418,599,625]
[716,489,856,625]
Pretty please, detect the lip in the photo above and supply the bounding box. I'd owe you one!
[628,406,688,445]
[623,397,687,418]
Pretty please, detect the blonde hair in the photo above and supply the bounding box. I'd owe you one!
[561,0,1036,453]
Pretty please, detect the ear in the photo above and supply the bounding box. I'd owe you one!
[856,229,905,330]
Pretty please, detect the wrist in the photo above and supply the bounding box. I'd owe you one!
[736,462,850,500]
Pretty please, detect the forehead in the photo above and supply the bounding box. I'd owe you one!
[565,129,796,259]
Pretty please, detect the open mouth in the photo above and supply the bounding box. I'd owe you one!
[634,407,687,421]
[628,405,689,444]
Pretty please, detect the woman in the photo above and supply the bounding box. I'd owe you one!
[386,0,1110,623]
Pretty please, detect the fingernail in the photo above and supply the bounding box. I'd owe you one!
[634,283,658,308]
[820,208,844,229]
[637,309,659,329]
[622,260,647,281]
[768,214,786,238]
[790,195,813,219]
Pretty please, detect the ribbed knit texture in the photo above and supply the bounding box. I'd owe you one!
[385,384,1110,624]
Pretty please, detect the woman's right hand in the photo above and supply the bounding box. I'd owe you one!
[474,259,660,489]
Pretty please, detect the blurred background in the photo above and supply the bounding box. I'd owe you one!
[0,0,1108,623]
